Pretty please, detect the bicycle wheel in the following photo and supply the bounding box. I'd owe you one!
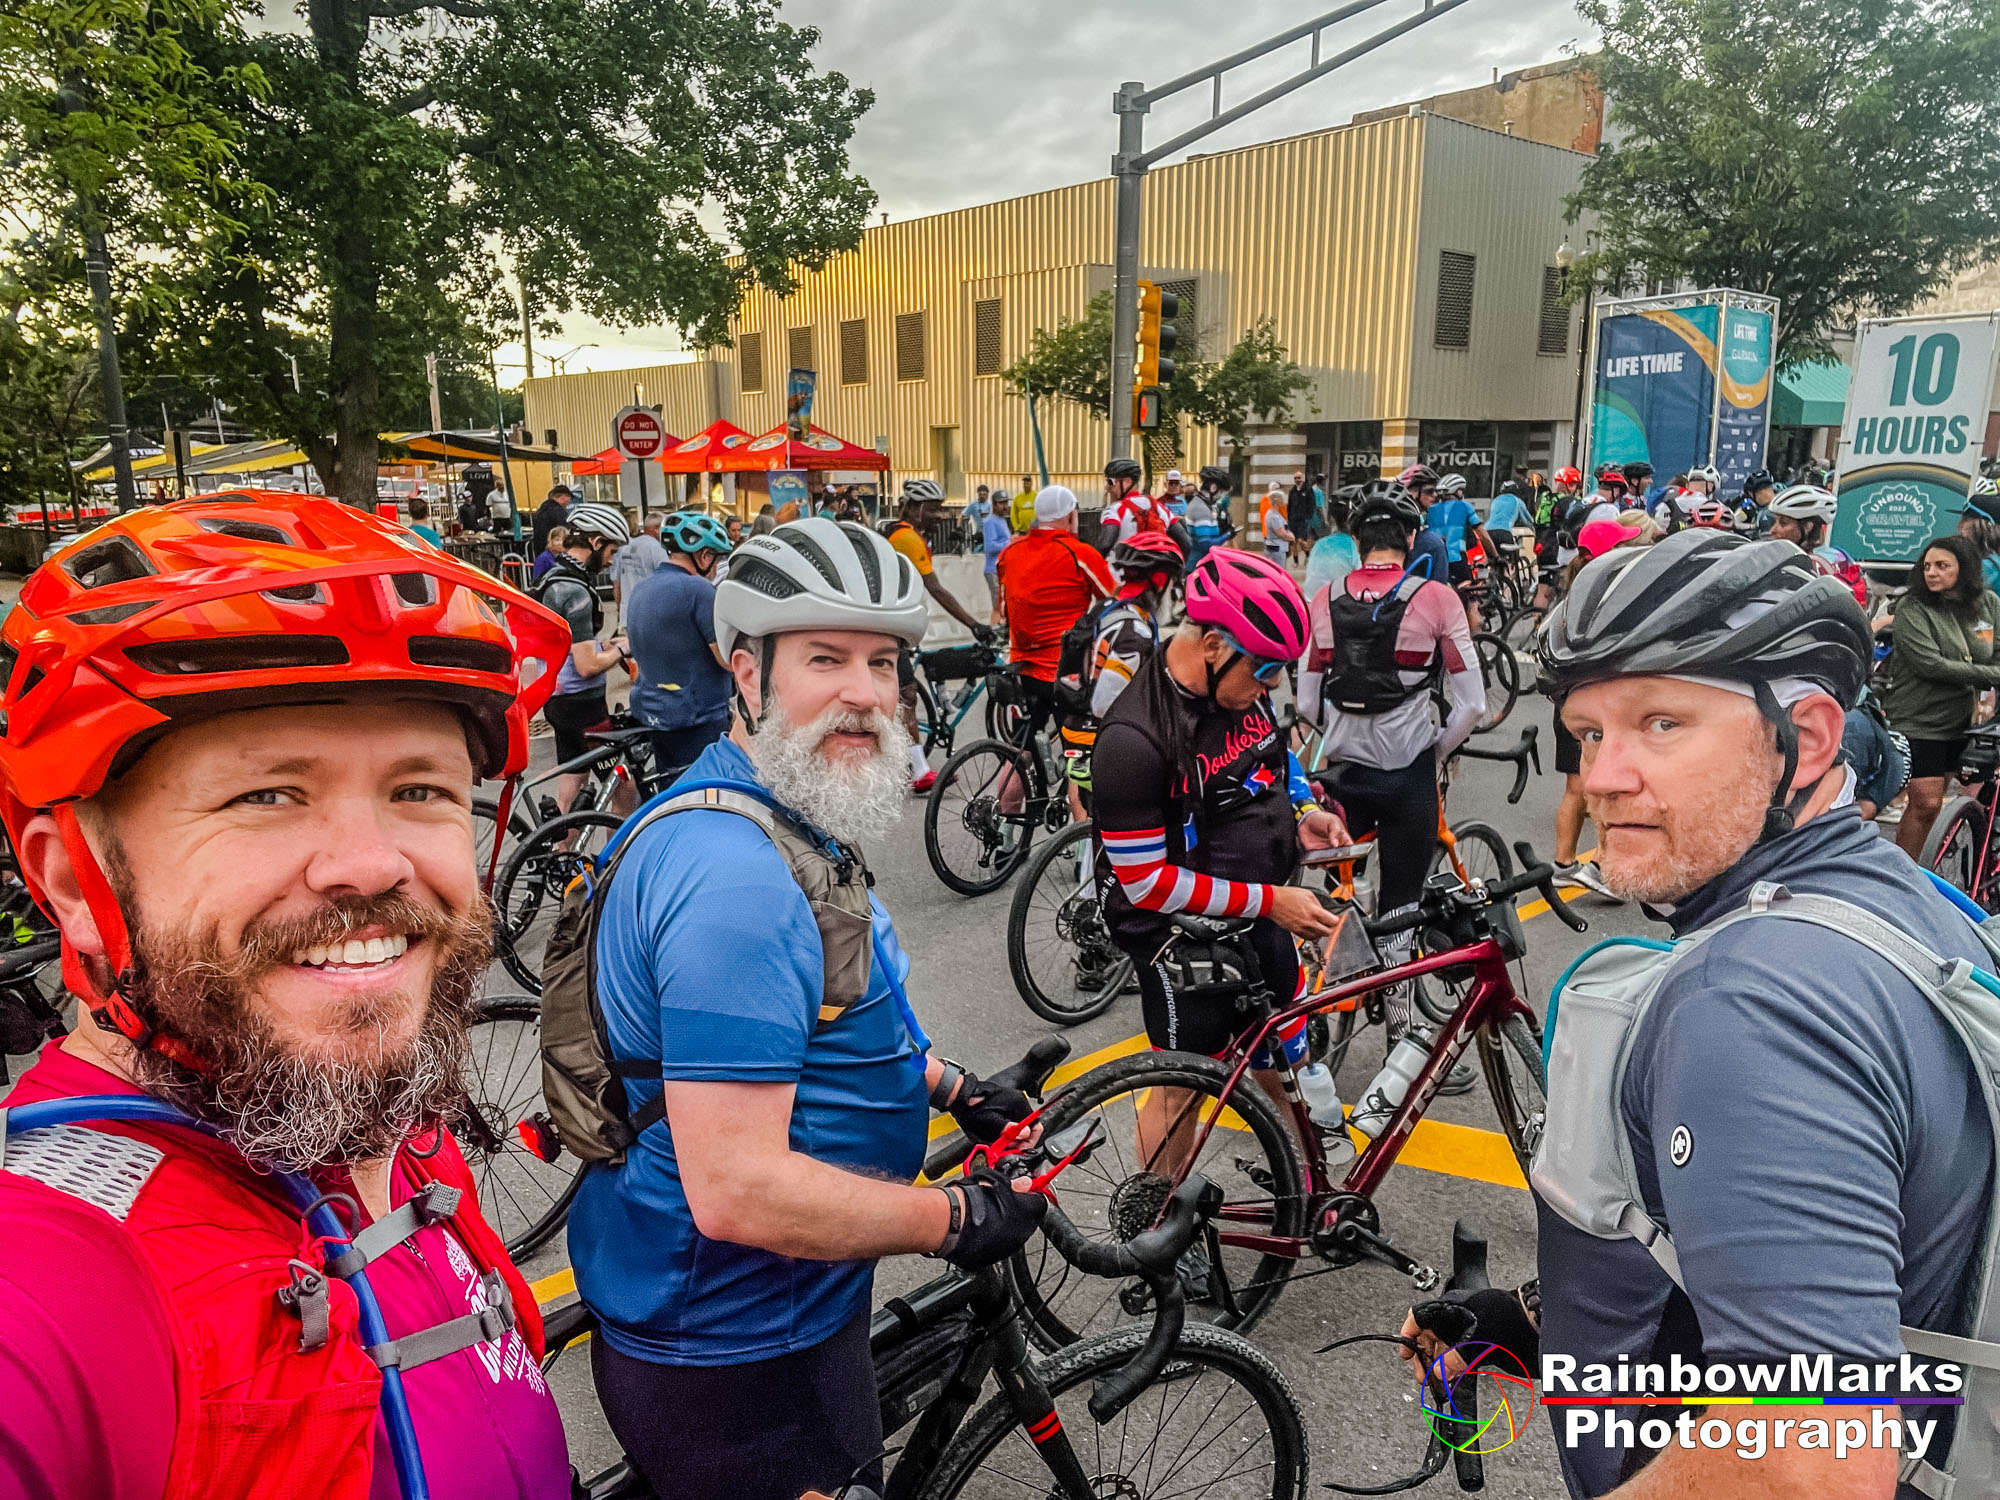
[912,674,944,761]
[1414,823,1515,1026]
[494,810,626,993]
[925,738,1042,896]
[1479,1010,1547,1181]
[1501,604,1546,662]
[1469,633,1519,733]
[472,794,536,896]
[460,997,584,1259]
[984,687,1026,743]
[1008,821,1132,1026]
[921,1322,1309,1500]
[1921,796,1987,900]
[1008,1051,1308,1351]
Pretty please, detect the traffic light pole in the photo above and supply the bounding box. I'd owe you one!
[1106,0,1479,462]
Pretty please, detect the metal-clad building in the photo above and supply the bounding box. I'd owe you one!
[526,106,1591,506]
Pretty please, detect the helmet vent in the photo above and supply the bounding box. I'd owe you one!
[408,635,511,675]
[125,635,349,676]
[839,525,882,599]
[782,531,845,593]
[66,538,155,591]
[391,572,436,607]
[262,584,324,605]
[197,519,293,546]
[70,600,154,626]
[728,557,805,600]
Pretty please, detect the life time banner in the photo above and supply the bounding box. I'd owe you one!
[1589,298,1775,493]
[1833,315,2000,563]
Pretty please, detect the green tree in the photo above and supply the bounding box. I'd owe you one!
[0,303,98,513]
[1569,0,2000,366]
[132,0,876,504]
[1003,293,1311,475]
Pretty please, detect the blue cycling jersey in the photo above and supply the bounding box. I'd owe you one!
[568,735,931,1367]
[1425,499,1478,562]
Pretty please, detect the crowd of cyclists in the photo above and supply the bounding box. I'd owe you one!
[5,439,2000,1500]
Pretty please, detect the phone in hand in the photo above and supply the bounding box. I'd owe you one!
[1301,842,1372,868]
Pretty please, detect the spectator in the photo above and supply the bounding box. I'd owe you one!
[1011,474,1039,535]
[1159,470,1186,518]
[531,524,568,582]
[1958,485,2000,595]
[751,502,778,535]
[612,511,671,624]
[725,515,745,547]
[405,495,443,546]
[626,512,734,776]
[981,498,1013,620]
[457,463,498,532]
[1886,534,2000,859]
[1286,470,1316,562]
[532,482,572,556]
[1261,484,1293,564]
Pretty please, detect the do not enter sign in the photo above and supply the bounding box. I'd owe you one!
[613,405,665,461]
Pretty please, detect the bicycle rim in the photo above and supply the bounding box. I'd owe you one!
[1008,823,1130,1025]
[473,795,534,896]
[1469,634,1519,733]
[925,739,1039,896]
[1922,798,1986,901]
[495,811,626,994]
[920,1323,1309,1500]
[1479,1011,1547,1181]
[461,998,584,1258]
[1009,1052,1307,1351]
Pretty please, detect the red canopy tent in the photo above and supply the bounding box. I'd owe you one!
[717,423,889,473]
[656,419,755,473]
[570,436,685,476]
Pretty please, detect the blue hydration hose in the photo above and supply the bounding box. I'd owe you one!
[3,1095,431,1500]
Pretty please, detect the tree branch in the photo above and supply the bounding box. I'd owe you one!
[388,83,435,115]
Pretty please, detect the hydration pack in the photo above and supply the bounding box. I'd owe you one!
[1054,600,1159,721]
[1314,574,1433,715]
[536,780,876,1165]
[1533,877,2000,1499]
[531,556,603,637]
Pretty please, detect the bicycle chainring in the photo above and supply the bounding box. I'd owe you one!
[1310,1192,1381,1268]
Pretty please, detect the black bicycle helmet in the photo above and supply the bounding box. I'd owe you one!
[1350,479,1423,532]
[1538,528,1873,842]
[1104,456,1143,482]
[1621,460,1654,486]
[1197,464,1231,488]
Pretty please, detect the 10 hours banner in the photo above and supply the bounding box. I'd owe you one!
[1832,315,2000,563]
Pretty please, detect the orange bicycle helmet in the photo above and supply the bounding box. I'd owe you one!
[0,492,571,1051]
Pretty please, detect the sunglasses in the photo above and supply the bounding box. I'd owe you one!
[1216,631,1288,682]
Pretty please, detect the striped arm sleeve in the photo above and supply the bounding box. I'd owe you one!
[1099,827,1273,918]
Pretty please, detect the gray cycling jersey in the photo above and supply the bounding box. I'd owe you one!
[1537,811,1994,1497]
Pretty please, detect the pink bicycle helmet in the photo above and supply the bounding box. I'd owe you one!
[1184,549,1309,660]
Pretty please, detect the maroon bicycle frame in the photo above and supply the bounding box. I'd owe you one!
[1156,933,1535,1259]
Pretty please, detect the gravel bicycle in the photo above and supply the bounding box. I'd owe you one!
[455,994,585,1258]
[1920,721,2000,907]
[545,1080,1311,1500]
[913,640,1009,761]
[1001,844,1583,1352]
[924,667,1071,896]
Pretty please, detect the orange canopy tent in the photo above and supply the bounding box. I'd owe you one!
[570,442,680,476]
[656,419,755,473]
[717,423,889,473]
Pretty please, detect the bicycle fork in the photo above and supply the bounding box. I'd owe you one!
[990,1318,1101,1500]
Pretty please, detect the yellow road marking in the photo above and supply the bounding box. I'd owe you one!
[1517,845,1596,921]
[532,1266,575,1306]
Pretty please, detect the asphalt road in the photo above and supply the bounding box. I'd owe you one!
[518,697,1669,1497]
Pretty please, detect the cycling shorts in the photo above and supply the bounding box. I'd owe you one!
[1314,748,1438,923]
[544,688,611,764]
[1125,914,1301,1058]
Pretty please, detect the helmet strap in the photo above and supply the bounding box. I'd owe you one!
[1751,678,1820,845]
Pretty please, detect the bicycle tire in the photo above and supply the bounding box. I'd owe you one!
[1008,1051,1307,1351]
[919,1322,1309,1500]
[984,689,1026,744]
[461,997,584,1258]
[494,810,627,993]
[472,794,537,896]
[912,675,944,761]
[924,738,1042,896]
[1007,821,1131,1026]
[1500,604,1547,662]
[1921,795,1988,902]
[1479,1010,1547,1181]
[1469,633,1519,734]
[1414,824,1514,1026]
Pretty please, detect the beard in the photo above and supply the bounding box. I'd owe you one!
[1591,769,1772,905]
[122,888,493,1169]
[746,690,912,845]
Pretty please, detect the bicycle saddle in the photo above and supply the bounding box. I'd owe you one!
[1167,913,1254,942]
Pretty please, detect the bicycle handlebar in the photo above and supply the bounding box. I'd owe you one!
[1362,839,1585,939]
[1451,726,1541,805]
[0,936,59,983]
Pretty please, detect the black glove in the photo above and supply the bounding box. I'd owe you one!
[1411,1282,1540,1370]
[971,624,1000,648]
[931,1165,1047,1268]
[948,1069,1035,1146]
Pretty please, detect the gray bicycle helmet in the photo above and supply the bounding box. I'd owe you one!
[1351,479,1423,532]
[713,517,930,659]
[900,478,946,506]
[562,502,630,547]
[1538,528,1872,841]
[1104,456,1143,482]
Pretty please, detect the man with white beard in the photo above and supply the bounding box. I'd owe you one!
[568,518,1047,1500]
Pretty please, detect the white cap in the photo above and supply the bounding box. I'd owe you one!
[1034,485,1079,523]
[1165,469,1183,483]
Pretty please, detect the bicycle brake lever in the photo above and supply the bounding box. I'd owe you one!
[1026,1119,1105,1200]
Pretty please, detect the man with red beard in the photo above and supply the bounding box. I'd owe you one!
[568,517,1046,1500]
[0,496,576,1500]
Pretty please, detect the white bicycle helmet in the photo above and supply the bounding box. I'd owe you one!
[1436,473,1468,497]
[1768,484,1837,523]
[714,517,930,657]
[1686,463,1722,490]
[901,478,947,505]
[562,502,631,547]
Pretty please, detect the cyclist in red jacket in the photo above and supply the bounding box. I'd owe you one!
[0,495,575,1500]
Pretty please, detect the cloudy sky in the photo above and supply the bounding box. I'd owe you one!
[527,0,1597,374]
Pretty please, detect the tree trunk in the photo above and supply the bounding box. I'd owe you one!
[324,216,381,507]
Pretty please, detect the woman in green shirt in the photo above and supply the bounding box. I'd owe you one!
[1885,533,2000,859]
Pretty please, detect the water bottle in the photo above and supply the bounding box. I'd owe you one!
[1296,1062,1358,1168]
[1348,1032,1434,1140]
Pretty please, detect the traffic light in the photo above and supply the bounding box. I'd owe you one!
[1136,279,1179,388]
[1135,385,1164,431]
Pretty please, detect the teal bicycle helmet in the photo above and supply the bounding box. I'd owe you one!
[664,510,732,556]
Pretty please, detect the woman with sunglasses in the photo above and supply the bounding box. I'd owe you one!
[1091,550,1348,1138]
[1296,483,1487,1084]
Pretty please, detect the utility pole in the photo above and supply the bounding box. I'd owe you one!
[81,217,138,512]
[520,284,535,383]
[1106,0,1478,461]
